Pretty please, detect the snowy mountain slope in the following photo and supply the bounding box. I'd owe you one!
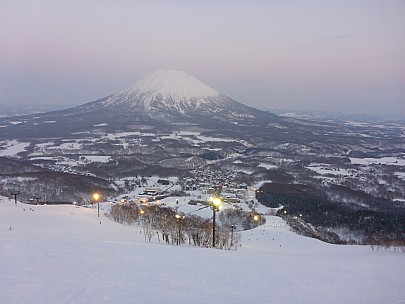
[1,198,404,304]
[124,69,220,100]
[75,69,271,123]
[87,69,224,111]
[0,70,281,138]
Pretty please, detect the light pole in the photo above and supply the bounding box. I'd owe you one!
[11,192,20,206]
[209,196,222,248]
[175,214,185,245]
[92,193,101,217]
[139,209,145,224]
[230,225,235,249]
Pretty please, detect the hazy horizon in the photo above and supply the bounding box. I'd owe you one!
[1,1,404,118]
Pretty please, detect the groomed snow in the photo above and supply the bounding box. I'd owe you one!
[1,198,404,304]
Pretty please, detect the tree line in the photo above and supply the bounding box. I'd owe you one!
[108,203,265,250]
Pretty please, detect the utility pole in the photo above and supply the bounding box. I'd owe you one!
[11,192,20,206]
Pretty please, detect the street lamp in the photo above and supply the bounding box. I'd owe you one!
[209,196,222,248]
[139,209,145,224]
[175,214,185,245]
[92,193,101,217]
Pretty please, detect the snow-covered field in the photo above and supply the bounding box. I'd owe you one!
[1,198,404,304]
[350,156,405,166]
[0,140,30,157]
[305,163,354,177]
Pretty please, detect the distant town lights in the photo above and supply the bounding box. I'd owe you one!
[175,214,185,220]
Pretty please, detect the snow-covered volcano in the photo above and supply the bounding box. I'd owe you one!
[100,69,224,113]
[127,69,220,100]
[73,69,272,125]
[0,69,280,137]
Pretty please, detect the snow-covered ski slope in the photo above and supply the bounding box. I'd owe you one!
[1,198,404,304]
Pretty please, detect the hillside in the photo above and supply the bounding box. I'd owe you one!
[0,69,404,247]
[1,198,404,304]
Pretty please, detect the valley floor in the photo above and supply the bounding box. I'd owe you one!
[0,198,404,304]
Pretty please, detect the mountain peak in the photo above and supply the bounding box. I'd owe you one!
[97,69,257,117]
[126,70,220,99]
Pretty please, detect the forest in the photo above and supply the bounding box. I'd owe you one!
[256,183,405,245]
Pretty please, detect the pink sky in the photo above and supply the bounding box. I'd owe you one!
[1,1,404,117]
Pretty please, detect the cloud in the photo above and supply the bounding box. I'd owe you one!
[303,32,368,47]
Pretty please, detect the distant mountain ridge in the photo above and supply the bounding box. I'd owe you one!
[0,104,63,117]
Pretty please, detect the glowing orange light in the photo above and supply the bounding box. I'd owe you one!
[92,193,101,201]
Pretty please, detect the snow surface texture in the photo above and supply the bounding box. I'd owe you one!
[1,198,404,304]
